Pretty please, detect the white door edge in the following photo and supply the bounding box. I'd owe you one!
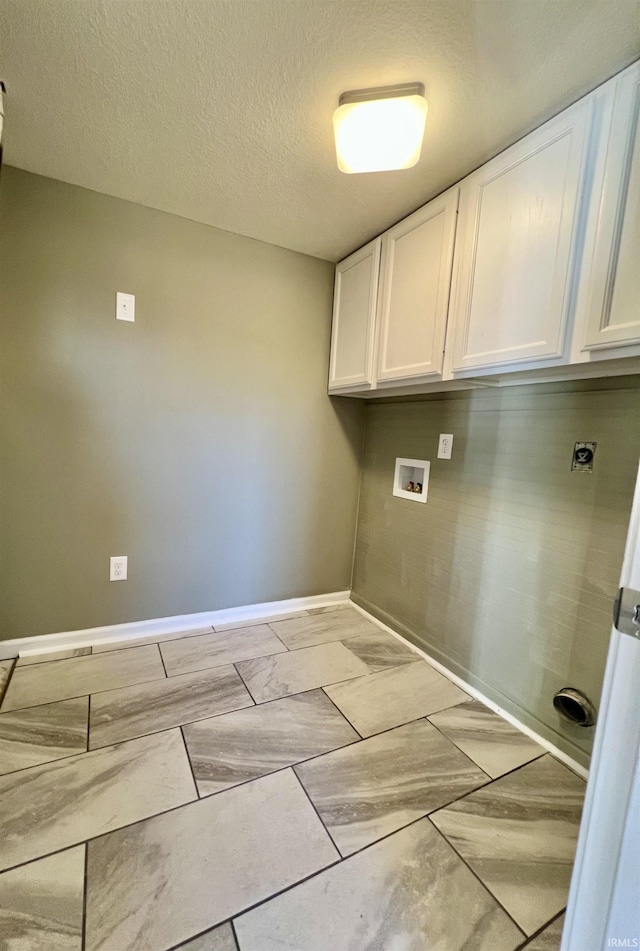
[562,459,640,950]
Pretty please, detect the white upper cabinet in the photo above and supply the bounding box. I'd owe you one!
[448,99,594,374]
[375,189,458,384]
[580,63,640,352]
[327,64,640,398]
[328,238,381,392]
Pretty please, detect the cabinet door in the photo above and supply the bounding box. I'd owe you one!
[582,63,640,351]
[328,238,381,392]
[449,99,593,373]
[376,189,458,383]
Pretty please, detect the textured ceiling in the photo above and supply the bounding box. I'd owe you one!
[1,1,639,261]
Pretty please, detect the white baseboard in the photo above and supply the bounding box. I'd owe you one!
[350,600,589,781]
[0,591,351,660]
[0,590,589,781]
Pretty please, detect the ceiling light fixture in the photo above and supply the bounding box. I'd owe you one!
[333,82,428,174]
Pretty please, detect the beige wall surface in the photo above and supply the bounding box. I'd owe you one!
[352,379,640,766]
[0,167,364,640]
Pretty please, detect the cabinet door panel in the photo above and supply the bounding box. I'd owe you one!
[450,100,593,373]
[376,190,458,382]
[328,239,381,391]
[582,64,640,351]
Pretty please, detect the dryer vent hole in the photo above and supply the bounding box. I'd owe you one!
[553,688,596,727]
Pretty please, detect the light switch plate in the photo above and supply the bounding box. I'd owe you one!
[438,434,454,459]
[116,292,135,322]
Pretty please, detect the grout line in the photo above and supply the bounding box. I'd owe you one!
[425,816,527,938]
[426,749,555,815]
[158,644,169,678]
[264,625,291,651]
[178,725,201,800]
[165,919,240,951]
[81,841,88,951]
[232,662,259,705]
[86,694,91,752]
[0,657,17,709]
[225,850,343,936]
[320,687,363,738]
[0,745,91,779]
[423,710,495,779]
[229,918,241,951]
[289,767,342,855]
[513,907,566,950]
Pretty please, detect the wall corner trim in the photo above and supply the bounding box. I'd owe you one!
[0,591,351,659]
[350,600,590,781]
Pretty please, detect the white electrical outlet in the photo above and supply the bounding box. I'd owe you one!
[109,555,128,581]
[438,434,454,459]
[116,292,135,322]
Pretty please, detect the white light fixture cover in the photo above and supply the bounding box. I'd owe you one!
[334,83,427,174]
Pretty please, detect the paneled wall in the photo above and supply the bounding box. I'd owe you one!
[351,378,640,765]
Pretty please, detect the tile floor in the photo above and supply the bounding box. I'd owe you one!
[0,606,585,951]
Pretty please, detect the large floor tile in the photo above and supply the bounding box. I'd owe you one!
[325,661,468,737]
[342,629,420,672]
[92,626,213,653]
[0,845,85,951]
[523,914,565,951]
[236,642,368,703]
[18,647,91,665]
[183,689,359,796]
[160,625,287,677]
[234,817,523,951]
[176,922,237,950]
[428,700,545,778]
[0,697,88,776]
[89,665,253,749]
[0,728,196,871]
[85,769,339,951]
[1,645,165,712]
[269,608,379,650]
[431,755,585,935]
[296,718,488,856]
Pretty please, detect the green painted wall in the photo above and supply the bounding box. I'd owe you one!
[0,167,364,639]
[352,379,640,766]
